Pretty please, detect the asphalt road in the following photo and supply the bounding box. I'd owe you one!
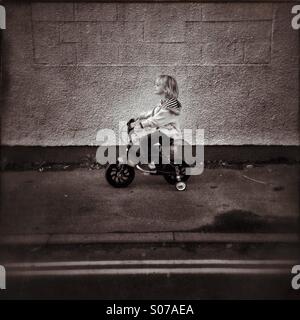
[1,242,300,299]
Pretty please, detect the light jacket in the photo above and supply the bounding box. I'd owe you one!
[138,97,182,140]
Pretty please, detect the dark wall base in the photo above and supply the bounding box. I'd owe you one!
[1,145,299,170]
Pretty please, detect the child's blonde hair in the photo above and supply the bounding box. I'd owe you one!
[156,75,179,99]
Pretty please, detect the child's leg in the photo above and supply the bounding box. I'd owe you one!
[139,131,171,166]
[139,133,152,165]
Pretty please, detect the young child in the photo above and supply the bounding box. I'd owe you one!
[131,74,182,170]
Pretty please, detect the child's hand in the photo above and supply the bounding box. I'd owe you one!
[130,120,138,129]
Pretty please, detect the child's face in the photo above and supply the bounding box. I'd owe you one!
[154,79,165,96]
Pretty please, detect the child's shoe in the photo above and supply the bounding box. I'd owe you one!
[148,161,156,170]
[136,163,156,173]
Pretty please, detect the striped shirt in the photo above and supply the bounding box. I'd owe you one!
[161,97,182,115]
[138,97,182,139]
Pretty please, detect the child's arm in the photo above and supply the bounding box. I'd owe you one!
[129,108,154,129]
[138,108,154,120]
[140,107,174,129]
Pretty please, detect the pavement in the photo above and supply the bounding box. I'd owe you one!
[0,163,299,244]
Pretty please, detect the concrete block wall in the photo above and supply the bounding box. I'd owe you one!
[0,1,299,146]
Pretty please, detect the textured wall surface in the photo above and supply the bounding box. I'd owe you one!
[1,1,299,146]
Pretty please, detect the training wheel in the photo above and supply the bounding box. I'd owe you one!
[175,181,186,191]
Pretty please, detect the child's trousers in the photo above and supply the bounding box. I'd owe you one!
[139,130,173,165]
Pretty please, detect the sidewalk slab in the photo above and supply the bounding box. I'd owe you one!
[0,232,299,246]
[173,232,299,243]
[48,232,174,244]
[0,164,299,236]
[0,234,50,246]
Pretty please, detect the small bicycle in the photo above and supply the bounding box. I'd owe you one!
[105,118,192,191]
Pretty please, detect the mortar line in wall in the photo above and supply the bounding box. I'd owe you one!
[58,22,61,43]
[32,19,274,24]
[32,63,272,68]
[270,2,275,64]
[142,41,186,44]
[116,2,120,21]
[200,3,203,21]
[72,2,75,21]
[74,2,77,20]
[30,3,37,66]
[74,42,78,66]
[117,44,120,65]
[142,22,145,41]
[185,19,273,24]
